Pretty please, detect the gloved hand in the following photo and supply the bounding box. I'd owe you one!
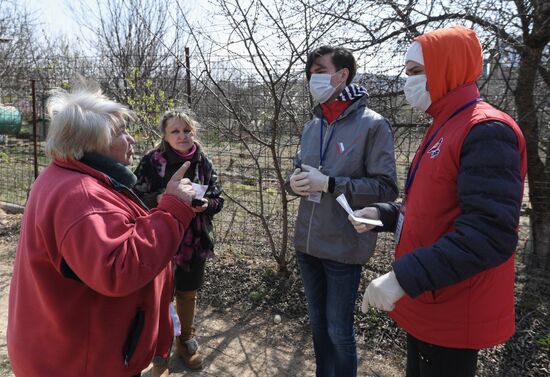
[348,207,380,233]
[362,271,405,313]
[290,168,310,196]
[301,164,329,193]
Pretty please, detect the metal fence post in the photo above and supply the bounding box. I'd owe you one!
[31,79,38,179]
[185,47,191,105]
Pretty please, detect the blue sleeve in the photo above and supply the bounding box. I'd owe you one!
[392,121,524,298]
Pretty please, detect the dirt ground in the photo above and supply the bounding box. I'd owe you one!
[3,207,548,376]
[0,210,404,377]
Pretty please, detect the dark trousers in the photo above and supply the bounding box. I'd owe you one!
[406,333,479,377]
[174,257,206,291]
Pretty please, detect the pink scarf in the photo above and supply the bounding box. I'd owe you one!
[173,143,197,160]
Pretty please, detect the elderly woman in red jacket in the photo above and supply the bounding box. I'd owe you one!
[7,82,196,377]
[350,26,527,377]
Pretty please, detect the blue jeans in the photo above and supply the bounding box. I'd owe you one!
[296,251,362,377]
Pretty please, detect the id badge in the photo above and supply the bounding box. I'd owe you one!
[307,191,322,203]
[394,205,405,244]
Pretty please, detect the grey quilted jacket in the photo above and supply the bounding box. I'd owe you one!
[285,96,398,264]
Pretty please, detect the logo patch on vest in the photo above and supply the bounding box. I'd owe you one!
[427,137,443,159]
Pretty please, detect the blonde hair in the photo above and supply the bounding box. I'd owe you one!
[45,83,133,161]
[158,109,201,151]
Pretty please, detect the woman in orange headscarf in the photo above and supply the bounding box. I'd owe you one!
[349,26,527,377]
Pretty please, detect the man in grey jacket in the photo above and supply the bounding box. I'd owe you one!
[285,46,398,377]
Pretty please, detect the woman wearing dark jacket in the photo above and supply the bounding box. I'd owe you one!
[134,109,223,375]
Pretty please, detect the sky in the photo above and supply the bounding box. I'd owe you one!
[26,0,81,38]
[23,0,264,72]
[22,0,404,75]
[25,0,208,44]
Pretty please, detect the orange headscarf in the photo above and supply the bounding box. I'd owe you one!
[415,25,483,104]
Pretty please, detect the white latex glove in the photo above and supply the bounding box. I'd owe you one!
[362,271,405,313]
[301,164,329,192]
[290,168,309,196]
[348,207,380,233]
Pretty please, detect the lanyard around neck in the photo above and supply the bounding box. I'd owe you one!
[404,98,482,196]
[319,116,336,169]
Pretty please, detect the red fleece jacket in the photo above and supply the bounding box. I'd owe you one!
[8,159,194,377]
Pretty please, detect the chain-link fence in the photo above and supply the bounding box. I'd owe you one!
[0,55,547,265]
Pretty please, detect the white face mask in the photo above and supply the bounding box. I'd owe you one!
[309,72,343,104]
[404,74,432,112]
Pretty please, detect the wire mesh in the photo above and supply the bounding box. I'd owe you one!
[0,54,547,264]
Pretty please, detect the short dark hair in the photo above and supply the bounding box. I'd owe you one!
[305,46,356,85]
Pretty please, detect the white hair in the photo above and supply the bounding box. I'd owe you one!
[45,85,133,161]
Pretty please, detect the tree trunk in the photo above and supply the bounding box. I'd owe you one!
[528,210,550,271]
[515,46,550,274]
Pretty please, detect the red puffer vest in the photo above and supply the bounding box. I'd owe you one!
[390,83,527,349]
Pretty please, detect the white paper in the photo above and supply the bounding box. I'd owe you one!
[191,183,209,199]
[336,194,383,227]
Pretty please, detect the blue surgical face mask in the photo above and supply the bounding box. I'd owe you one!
[309,71,344,103]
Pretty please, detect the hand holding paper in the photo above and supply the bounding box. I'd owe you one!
[191,182,209,199]
[350,207,382,233]
[336,194,383,230]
